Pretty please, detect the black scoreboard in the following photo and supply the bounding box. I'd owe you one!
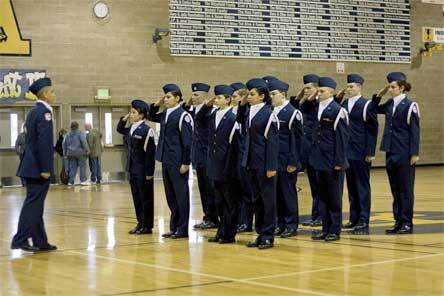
[169,0,411,63]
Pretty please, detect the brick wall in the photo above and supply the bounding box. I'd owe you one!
[1,0,443,165]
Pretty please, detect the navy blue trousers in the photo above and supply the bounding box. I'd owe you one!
[346,159,371,224]
[317,170,345,235]
[129,173,154,229]
[12,178,50,247]
[162,164,190,235]
[248,170,277,242]
[276,171,299,231]
[386,156,415,227]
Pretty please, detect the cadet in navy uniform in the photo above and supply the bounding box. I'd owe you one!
[340,74,378,235]
[231,82,254,233]
[117,100,156,235]
[373,72,420,234]
[306,77,350,242]
[268,79,303,238]
[293,74,322,227]
[11,78,57,252]
[183,83,218,229]
[148,84,193,239]
[238,78,279,249]
[198,85,240,244]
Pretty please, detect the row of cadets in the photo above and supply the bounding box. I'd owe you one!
[117,100,156,235]
[183,83,219,229]
[148,84,194,239]
[339,74,378,235]
[292,74,322,227]
[372,72,420,234]
[238,78,280,249]
[268,78,303,238]
[230,82,255,233]
[197,85,241,243]
[304,77,350,242]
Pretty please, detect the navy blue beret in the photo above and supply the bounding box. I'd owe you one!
[163,84,181,94]
[303,74,320,84]
[318,77,337,89]
[214,85,234,96]
[387,72,406,83]
[230,82,247,91]
[191,83,211,92]
[262,76,279,83]
[267,79,289,92]
[246,78,268,91]
[131,99,148,117]
[347,74,365,84]
[29,78,52,95]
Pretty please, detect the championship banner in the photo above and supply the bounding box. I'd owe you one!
[0,69,46,103]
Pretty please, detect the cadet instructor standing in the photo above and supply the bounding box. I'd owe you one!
[11,78,57,252]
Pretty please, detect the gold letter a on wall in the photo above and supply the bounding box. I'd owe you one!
[0,0,31,56]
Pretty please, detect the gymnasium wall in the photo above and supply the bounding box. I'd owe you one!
[1,0,443,166]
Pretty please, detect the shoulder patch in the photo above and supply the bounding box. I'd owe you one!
[44,113,52,121]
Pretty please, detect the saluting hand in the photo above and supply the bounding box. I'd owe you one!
[123,113,130,122]
[206,97,216,106]
[185,96,193,107]
[155,98,165,108]
[266,170,277,178]
[377,85,390,98]
[180,165,189,174]
[295,88,305,101]
[308,90,318,101]
[335,88,346,103]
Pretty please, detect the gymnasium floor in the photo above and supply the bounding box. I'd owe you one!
[0,166,443,296]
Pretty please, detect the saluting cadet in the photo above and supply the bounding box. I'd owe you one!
[373,72,420,234]
[238,78,279,249]
[117,100,156,235]
[11,78,57,252]
[198,85,240,244]
[305,77,350,242]
[231,82,254,233]
[293,74,322,227]
[148,84,193,239]
[268,79,303,238]
[340,74,378,235]
[183,83,218,230]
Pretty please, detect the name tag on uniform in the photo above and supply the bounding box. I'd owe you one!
[45,113,52,121]
[133,135,142,139]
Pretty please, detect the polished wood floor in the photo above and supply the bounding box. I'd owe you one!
[0,166,443,296]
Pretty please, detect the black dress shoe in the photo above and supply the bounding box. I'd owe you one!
[246,238,261,248]
[11,243,39,251]
[200,221,218,229]
[302,220,314,226]
[274,227,284,235]
[219,238,236,244]
[311,219,323,227]
[193,221,205,229]
[170,232,189,239]
[280,228,297,238]
[342,222,356,229]
[312,232,328,240]
[135,228,152,235]
[352,223,369,235]
[128,225,142,234]
[237,224,248,232]
[325,233,340,242]
[385,224,402,234]
[396,225,413,234]
[258,239,274,250]
[162,231,175,238]
[38,244,58,251]
[208,236,221,243]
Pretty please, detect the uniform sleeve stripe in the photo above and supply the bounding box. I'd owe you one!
[334,108,349,131]
[179,112,194,132]
[407,102,420,125]
[229,122,239,144]
[363,100,371,122]
[264,113,279,139]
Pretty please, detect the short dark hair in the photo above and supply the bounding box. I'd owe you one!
[70,121,79,130]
